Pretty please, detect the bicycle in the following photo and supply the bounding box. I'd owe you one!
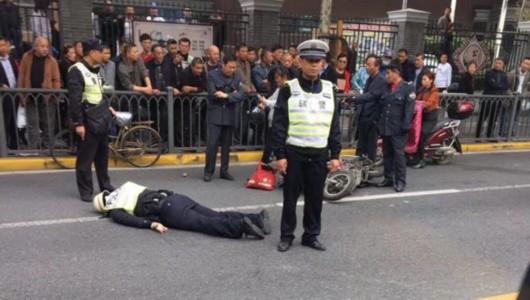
[50,112,162,169]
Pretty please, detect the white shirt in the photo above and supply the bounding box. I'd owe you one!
[0,56,16,88]
[146,16,166,22]
[434,62,452,89]
[263,88,280,126]
[414,68,422,89]
[517,69,527,94]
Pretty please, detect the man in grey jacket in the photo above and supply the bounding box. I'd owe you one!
[505,57,530,137]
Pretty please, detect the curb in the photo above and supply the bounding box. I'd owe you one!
[0,143,528,172]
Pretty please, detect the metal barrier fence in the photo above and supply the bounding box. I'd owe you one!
[3,90,530,158]
[92,1,248,56]
[439,93,530,143]
[0,89,355,157]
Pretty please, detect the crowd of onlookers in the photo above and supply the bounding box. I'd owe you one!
[1,3,530,152]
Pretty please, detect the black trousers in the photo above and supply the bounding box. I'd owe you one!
[415,113,438,162]
[75,130,112,200]
[205,123,233,176]
[356,123,378,161]
[382,134,407,186]
[281,154,328,242]
[261,126,273,163]
[2,95,17,149]
[476,101,501,138]
[159,195,261,239]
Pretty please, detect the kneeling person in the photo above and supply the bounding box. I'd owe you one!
[93,182,270,238]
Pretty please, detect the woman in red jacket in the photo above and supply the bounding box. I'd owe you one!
[412,71,440,169]
[334,53,351,94]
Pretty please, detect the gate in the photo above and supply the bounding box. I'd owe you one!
[279,16,398,70]
[423,26,529,89]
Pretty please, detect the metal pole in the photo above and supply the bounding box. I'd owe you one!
[520,0,527,23]
[402,0,407,10]
[507,96,519,141]
[450,0,457,23]
[167,87,176,153]
[0,97,8,157]
[319,0,333,36]
[495,0,509,59]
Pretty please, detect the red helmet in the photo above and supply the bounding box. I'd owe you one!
[447,100,474,120]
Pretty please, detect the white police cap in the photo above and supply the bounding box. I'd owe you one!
[297,39,329,59]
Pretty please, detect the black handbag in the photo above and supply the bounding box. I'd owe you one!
[83,101,113,135]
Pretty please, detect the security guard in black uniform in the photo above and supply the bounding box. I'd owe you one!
[68,39,114,202]
[272,40,342,252]
[376,62,415,193]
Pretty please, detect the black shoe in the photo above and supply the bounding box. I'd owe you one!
[277,240,293,252]
[410,160,425,169]
[394,182,406,193]
[203,174,212,182]
[241,217,265,239]
[376,179,393,188]
[220,173,235,181]
[102,185,115,193]
[81,196,92,203]
[258,210,271,235]
[301,239,327,251]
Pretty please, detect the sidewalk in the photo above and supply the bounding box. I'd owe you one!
[1,142,530,172]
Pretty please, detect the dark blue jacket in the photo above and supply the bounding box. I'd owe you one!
[483,69,509,95]
[378,81,415,136]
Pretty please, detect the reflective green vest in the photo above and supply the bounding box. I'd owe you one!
[286,78,335,148]
[102,182,147,214]
[72,62,103,105]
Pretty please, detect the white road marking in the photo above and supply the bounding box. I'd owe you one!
[336,183,530,203]
[0,217,101,229]
[1,183,530,230]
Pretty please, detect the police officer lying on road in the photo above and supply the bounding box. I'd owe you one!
[93,181,270,239]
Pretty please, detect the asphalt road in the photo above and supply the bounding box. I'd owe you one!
[1,152,530,300]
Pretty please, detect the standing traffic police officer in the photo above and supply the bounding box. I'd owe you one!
[272,40,342,252]
[68,39,114,202]
[376,62,415,193]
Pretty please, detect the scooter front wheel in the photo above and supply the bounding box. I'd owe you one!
[433,155,453,165]
[324,170,356,201]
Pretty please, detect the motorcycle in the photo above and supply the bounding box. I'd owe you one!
[406,99,474,165]
[323,156,384,201]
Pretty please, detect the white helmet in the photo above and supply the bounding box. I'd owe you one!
[93,191,110,213]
